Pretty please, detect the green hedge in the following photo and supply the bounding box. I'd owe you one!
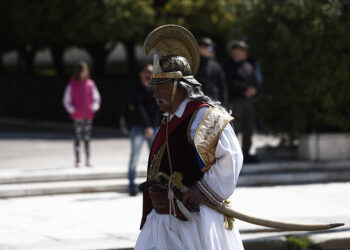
[233,0,350,139]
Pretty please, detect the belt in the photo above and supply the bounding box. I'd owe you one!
[148,189,198,221]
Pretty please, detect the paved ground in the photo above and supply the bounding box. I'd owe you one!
[0,137,148,170]
[0,122,349,249]
[0,122,279,171]
[1,183,349,250]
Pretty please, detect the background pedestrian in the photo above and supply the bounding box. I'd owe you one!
[196,37,228,106]
[224,40,260,163]
[127,64,160,196]
[63,61,101,168]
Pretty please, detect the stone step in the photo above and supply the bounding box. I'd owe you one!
[242,229,350,250]
[0,178,144,198]
[238,170,350,186]
[1,169,350,198]
[10,230,350,250]
[240,160,350,175]
[1,160,349,185]
[0,168,147,184]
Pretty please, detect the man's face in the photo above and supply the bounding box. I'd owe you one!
[139,65,153,87]
[199,45,214,58]
[231,47,248,61]
[153,80,173,112]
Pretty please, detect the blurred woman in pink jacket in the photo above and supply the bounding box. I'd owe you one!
[63,62,101,168]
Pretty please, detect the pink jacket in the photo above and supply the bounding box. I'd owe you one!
[63,78,101,120]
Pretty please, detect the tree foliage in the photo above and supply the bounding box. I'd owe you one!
[104,0,155,75]
[1,0,155,75]
[157,0,235,40]
[2,0,350,134]
[156,0,236,61]
[2,0,235,74]
[233,0,350,137]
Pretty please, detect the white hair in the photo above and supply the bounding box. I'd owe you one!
[177,80,229,113]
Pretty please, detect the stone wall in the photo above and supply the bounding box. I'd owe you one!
[298,134,350,160]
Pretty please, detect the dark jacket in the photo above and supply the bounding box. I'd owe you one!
[224,57,259,99]
[128,83,160,128]
[196,56,228,105]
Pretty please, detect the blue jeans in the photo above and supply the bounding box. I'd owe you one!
[128,126,157,192]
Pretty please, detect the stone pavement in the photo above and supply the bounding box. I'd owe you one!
[1,133,350,198]
[0,120,350,249]
[0,183,349,250]
[0,117,280,171]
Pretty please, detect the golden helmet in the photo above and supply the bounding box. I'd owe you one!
[143,24,201,85]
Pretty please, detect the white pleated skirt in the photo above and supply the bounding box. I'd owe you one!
[135,205,244,250]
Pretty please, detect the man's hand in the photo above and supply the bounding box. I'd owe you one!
[244,87,257,98]
[182,185,207,206]
[144,127,154,139]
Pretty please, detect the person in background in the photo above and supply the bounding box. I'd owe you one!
[63,61,101,168]
[127,64,160,196]
[224,40,260,163]
[196,37,228,106]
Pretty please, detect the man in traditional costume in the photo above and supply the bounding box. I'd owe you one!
[134,24,344,250]
[135,24,244,250]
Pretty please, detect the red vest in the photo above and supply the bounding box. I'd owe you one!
[140,101,208,229]
[70,78,95,120]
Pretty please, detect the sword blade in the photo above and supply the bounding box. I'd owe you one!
[204,201,344,231]
[156,172,345,231]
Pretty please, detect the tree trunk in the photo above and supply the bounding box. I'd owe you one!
[0,54,3,73]
[18,45,37,75]
[86,43,110,76]
[123,41,137,75]
[50,45,64,77]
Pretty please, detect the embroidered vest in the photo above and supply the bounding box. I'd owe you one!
[140,101,208,229]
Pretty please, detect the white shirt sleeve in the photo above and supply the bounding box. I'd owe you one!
[62,85,75,114]
[92,83,101,112]
[190,108,243,200]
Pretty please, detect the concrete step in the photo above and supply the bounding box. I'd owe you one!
[242,229,350,250]
[240,160,350,174]
[1,169,350,198]
[238,169,350,186]
[0,168,147,184]
[0,178,144,198]
[1,161,350,198]
[1,237,136,250]
[10,230,350,250]
[1,160,349,185]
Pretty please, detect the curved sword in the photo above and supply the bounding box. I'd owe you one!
[155,172,344,231]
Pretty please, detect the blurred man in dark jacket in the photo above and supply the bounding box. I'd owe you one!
[224,40,260,163]
[127,64,161,195]
[196,37,228,106]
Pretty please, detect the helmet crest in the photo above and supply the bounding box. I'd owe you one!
[143,24,201,85]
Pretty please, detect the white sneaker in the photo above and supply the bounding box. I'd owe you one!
[86,159,93,167]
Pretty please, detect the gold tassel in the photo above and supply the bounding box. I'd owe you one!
[223,199,234,230]
[224,215,235,230]
[172,172,183,188]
